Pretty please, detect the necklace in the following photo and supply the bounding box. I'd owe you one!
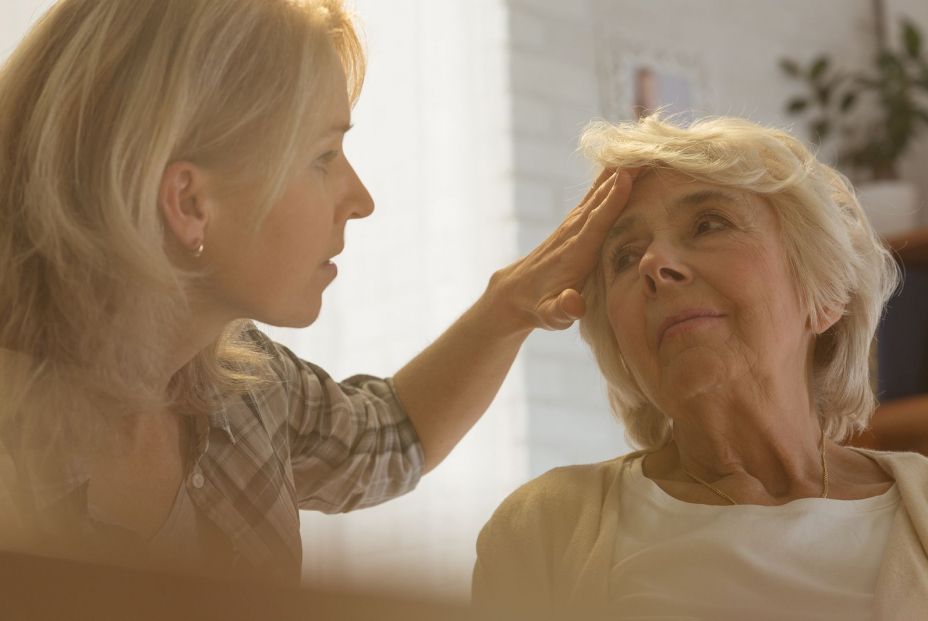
[680,432,829,505]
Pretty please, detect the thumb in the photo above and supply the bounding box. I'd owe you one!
[558,289,586,320]
[535,290,583,330]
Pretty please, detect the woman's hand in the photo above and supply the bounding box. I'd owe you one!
[393,167,637,471]
[487,167,638,333]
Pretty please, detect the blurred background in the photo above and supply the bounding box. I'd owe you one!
[3,0,928,603]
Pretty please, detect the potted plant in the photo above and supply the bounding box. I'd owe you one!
[780,15,928,236]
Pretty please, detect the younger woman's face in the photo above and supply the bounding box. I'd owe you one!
[205,65,374,327]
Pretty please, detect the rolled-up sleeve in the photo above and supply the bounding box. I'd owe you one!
[247,327,425,514]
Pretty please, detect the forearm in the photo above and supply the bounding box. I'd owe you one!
[392,275,532,474]
[392,169,634,474]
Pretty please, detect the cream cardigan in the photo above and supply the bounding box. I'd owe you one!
[473,448,928,618]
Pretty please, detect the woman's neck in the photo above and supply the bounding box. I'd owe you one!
[660,384,826,500]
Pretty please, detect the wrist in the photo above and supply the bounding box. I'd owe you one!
[476,269,537,339]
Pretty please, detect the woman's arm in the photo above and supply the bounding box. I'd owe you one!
[393,168,636,473]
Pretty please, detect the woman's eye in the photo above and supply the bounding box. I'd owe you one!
[695,213,730,235]
[610,246,639,273]
[314,150,340,174]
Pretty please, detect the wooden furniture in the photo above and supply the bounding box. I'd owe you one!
[886,226,928,266]
[0,551,483,621]
[849,226,928,455]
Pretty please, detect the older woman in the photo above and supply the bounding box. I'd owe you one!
[473,116,928,618]
[0,0,633,582]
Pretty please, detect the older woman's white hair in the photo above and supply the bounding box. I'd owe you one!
[578,115,899,450]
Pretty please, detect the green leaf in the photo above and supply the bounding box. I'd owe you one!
[917,64,928,88]
[840,91,857,112]
[810,56,830,80]
[786,98,809,114]
[780,58,801,77]
[877,52,904,78]
[903,19,922,58]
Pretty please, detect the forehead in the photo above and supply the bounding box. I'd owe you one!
[607,169,762,239]
[627,169,742,211]
[299,64,353,148]
[319,64,352,125]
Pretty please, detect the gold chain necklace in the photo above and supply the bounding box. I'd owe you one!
[680,432,829,505]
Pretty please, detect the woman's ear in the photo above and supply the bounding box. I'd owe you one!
[812,305,844,335]
[159,161,210,255]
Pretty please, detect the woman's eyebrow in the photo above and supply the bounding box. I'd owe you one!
[311,123,353,148]
[605,215,641,244]
[318,123,354,140]
[674,189,741,209]
[604,190,742,245]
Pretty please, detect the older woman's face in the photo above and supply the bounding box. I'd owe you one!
[602,170,813,406]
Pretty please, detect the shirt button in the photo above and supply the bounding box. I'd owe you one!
[191,472,205,489]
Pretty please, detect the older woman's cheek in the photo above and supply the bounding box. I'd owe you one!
[615,329,658,405]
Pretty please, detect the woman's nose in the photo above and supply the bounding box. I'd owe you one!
[342,162,375,221]
[640,246,692,294]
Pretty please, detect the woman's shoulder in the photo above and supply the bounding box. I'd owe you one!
[238,322,287,373]
[235,322,331,398]
[238,321,337,386]
[483,453,639,529]
[519,454,630,495]
[850,446,928,473]
[847,447,928,508]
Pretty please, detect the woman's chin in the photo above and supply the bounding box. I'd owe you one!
[258,303,322,329]
[658,347,733,397]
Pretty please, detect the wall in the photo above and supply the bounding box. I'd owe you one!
[0,0,520,600]
[504,0,927,486]
[507,0,632,479]
[0,0,54,59]
[3,0,928,603]
[265,0,522,600]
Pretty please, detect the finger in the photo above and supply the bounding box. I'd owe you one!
[584,170,619,211]
[577,168,636,239]
[558,171,619,236]
[577,167,616,207]
[581,166,642,213]
[570,167,640,232]
[558,289,587,320]
[544,167,637,250]
[536,306,575,330]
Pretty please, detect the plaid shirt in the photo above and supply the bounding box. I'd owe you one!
[188,325,425,582]
[6,325,424,584]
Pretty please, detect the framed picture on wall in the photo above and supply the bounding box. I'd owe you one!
[629,63,696,121]
[591,6,711,125]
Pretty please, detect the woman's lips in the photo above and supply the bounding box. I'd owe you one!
[320,260,338,279]
[657,311,724,346]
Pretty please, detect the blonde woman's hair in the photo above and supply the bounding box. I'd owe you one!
[577,115,900,450]
[0,0,365,495]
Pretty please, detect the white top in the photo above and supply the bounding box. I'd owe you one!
[608,456,900,620]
